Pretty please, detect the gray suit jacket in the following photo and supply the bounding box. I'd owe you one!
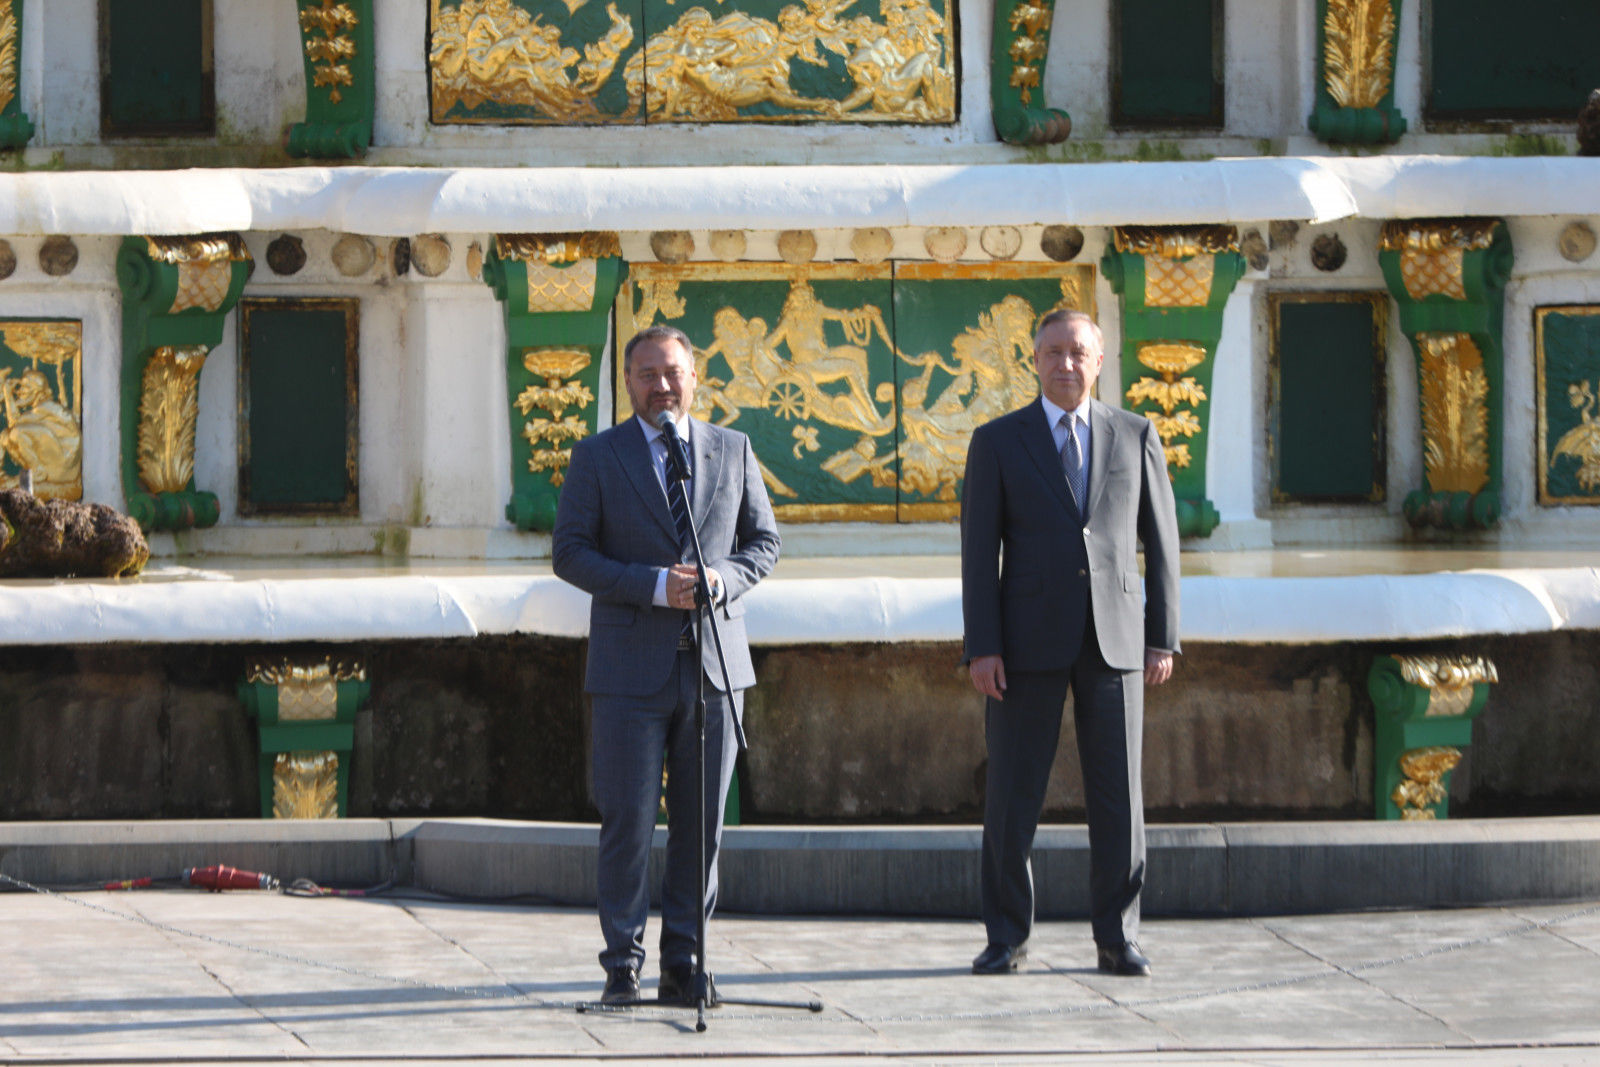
[961,397,1179,673]
[552,415,781,697]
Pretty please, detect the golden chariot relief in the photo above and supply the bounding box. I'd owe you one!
[0,321,83,500]
[430,0,954,124]
[619,262,1092,521]
[1416,332,1490,495]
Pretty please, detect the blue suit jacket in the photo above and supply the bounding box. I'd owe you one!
[552,415,781,697]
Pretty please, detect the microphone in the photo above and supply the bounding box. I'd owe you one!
[657,411,693,481]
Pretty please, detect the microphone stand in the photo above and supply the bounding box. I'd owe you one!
[578,416,822,1033]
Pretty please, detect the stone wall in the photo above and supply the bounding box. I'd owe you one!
[0,632,1596,822]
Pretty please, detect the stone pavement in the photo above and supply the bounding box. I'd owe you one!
[2,883,1599,1065]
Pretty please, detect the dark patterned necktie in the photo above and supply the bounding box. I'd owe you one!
[667,472,692,552]
[1060,413,1086,516]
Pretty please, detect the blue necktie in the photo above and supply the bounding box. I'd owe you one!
[1060,413,1086,516]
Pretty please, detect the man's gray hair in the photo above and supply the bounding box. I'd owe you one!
[1035,309,1103,348]
[623,324,693,370]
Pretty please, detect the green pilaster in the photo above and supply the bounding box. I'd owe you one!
[1368,654,1495,820]
[1102,226,1245,538]
[1309,0,1406,144]
[483,233,625,532]
[989,0,1070,145]
[237,660,370,819]
[0,0,34,148]
[1378,218,1513,531]
[289,0,375,159]
[116,234,254,532]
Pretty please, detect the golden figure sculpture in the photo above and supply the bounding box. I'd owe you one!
[1553,379,1600,492]
[0,323,83,500]
[1323,0,1396,110]
[1417,333,1489,495]
[431,0,634,122]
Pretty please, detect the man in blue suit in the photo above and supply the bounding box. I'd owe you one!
[553,324,780,1005]
[960,309,1180,978]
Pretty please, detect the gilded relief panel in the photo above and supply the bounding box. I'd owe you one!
[0,321,82,500]
[619,264,900,520]
[891,264,1095,519]
[1536,306,1600,505]
[430,0,953,124]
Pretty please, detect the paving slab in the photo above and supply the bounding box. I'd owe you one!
[2,884,1599,1065]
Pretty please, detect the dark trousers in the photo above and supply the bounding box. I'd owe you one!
[591,650,739,973]
[980,635,1145,949]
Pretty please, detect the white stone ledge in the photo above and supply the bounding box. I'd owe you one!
[2,558,1598,646]
[0,156,1595,239]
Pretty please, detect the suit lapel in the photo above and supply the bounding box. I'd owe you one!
[612,416,679,543]
[1086,399,1118,523]
[688,418,725,536]
[1017,398,1079,518]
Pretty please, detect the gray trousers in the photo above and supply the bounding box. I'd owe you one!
[980,636,1145,950]
[591,650,740,973]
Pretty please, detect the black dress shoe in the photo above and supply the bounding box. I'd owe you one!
[601,964,640,1004]
[1096,941,1152,976]
[658,963,718,1006]
[971,942,1027,974]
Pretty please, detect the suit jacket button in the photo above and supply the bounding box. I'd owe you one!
[1078,568,1087,577]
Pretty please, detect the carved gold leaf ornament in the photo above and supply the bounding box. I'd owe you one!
[1004,0,1051,104]
[0,5,16,114]
[1323,0,1395,109]
[144,234,251,265]
[1135,343,1205,377]
[247,659,367,687]
[137,345,209,495]
[1418,333,1490,494]
[523,347,591,381]
[300,0,360,104]
[1378,220,1499,255]
[1114,226,1240,258]
[1395,654,1497,717]
[1553,379,1600,491]
[273,751,341,819]
[495,232,621,265]
[1164,443,1191,469]
[1391,746,1461,819]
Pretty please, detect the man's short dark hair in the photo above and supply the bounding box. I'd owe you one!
[623,324,693,371]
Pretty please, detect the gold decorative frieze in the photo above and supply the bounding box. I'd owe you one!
[1391,746,1460,819]
[299,0,360,103]
[0,321,83,500]
[1395,654,1498,717]
[1323,0,1396,110]
[143,234,252,265]
[272,751,341,819]
[493,232,622,265]
[1113,226,1240,259]
[1417,333,1490,494]
[137,345,209,495]
[247,659,367,687]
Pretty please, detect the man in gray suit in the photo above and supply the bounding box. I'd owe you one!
[960,309,1179,978]
[553,324,780,1006]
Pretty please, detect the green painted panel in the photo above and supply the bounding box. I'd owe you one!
[102,0,212,134]
[891,266,1093,517]
[429,0,954,125]
[1272,295,1385,502]
[1428,0,1600,121]
[622,265,899,521]
[0,320,82,501]
[239,300,357,515]
[1537,307,1600,505]
[1113,0,1220,127]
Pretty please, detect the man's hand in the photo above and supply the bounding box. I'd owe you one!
[968,654,1007,701]
[1145,649,1174,686]
[666,564,699,610]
